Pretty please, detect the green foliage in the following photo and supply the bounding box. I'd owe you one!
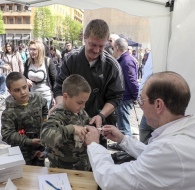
[54,15,64,40]
[33,7,55,39]
[63,16,83,45]
[0,11,5,34]
[33,8,83,45]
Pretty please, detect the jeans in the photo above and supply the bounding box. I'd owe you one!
[138,66,143,79]
[44,96,52,110]
[139,115,154,144]
[0,74,6,95]
[116,100,133,136]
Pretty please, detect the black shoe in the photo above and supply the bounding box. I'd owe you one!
[108,143,123,151]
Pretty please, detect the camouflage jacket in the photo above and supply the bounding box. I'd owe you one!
[41,104,91,171]
[1,92,48,163]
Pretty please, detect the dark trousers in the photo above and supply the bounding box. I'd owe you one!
[139,115,153,144]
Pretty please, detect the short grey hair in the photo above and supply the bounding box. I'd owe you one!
[114,38,128,52]
[109,34,120,41]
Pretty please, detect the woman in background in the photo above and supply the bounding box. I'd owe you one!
[1,42,24,75]
[50,45,62,75]
[24,40,57,108]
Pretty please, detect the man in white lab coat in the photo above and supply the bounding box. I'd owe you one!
[85,71,195,190]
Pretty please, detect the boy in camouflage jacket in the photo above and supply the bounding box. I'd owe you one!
[41,74,91,171]
[1,72,48,166]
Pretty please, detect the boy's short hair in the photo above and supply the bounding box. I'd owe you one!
[6,72,27,90]
[62,74,91,98]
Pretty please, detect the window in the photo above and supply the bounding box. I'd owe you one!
[9,5,12,11]
[0,6,4,11]
[16,18,22,24]
[24,6,28,11]
[24,17,30,24]
[9,18,14,24]
[16,5,21,11]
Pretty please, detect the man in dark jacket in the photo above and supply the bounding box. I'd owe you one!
[109,38,139,150]
[53,19,124,129]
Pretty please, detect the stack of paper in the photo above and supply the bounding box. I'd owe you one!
[38,173,72,190]
[0,144,10,155]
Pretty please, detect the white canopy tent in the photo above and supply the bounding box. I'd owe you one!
[2,0,195,115]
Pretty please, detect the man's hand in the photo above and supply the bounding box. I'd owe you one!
[85,126,100,145]
[31,138,41,146]
[89,115,102,128]
[102,125,124,143]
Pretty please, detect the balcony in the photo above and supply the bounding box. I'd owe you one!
[5,24,33,30]
[2,10,31,16]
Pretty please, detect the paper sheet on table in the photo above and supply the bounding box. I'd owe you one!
[38,173,72,190]
[0,178,17,190]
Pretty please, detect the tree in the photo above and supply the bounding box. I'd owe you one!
[33,7,55,39]
[54,15,64,40]
[0,11,5,34]
[63,16,83,45]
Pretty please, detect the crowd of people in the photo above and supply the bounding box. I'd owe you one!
[1,18,195,190]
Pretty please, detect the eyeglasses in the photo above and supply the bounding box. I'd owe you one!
[137,97,149,106]
[29,48,37,52]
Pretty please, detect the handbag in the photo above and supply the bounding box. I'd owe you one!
[111,151,135,164]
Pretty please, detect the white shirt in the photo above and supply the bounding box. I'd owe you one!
[28,62,51,97]
[87,115,195,190]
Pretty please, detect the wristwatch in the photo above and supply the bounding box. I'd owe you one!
[98,112,106,123]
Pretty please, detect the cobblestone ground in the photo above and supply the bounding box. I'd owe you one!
[130,103,143,138]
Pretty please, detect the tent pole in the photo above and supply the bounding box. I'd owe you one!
[138,0,165,6]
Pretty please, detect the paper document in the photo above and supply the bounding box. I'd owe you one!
[38,173,72,190]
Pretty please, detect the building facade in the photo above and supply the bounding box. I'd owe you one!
[0,3,83,47]
[84,8,151,49]
[0,3,34,46]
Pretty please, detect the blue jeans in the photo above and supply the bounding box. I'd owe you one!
[0,74,6,95]
[116,100,133,136]
[139,115,154,144]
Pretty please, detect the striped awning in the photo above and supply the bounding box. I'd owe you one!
[22,35,30,40]
[6,36,13,40]
[14,35,22,40]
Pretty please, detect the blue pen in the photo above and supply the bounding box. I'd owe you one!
[45,180,61,190]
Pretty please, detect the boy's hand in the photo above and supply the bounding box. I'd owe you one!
[27,79,33,88]
[85,126,100,145]
[34,150,44,158]
[73,125,87,141]
[31,138,41,146]
[48,104,57,116]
